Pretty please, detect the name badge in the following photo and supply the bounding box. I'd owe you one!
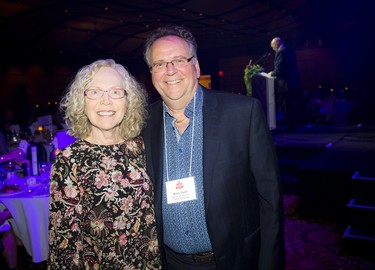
[166,176,197,204]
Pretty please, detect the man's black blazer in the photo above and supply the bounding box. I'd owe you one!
[142,86,285,269]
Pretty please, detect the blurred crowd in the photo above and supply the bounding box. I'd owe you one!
[301,83,355,126]
[0,103,64,156]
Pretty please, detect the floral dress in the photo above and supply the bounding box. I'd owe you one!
[48,137,161,269]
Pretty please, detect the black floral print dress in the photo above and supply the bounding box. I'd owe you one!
[48,137,161,269]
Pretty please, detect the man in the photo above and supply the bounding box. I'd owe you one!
[268,37,302,132]
[142,25,285,270]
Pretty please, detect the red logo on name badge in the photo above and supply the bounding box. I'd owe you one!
[176,181,184,189]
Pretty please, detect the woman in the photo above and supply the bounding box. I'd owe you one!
[48,59,161,269]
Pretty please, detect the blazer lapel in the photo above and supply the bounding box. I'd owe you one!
[202,89,221,210]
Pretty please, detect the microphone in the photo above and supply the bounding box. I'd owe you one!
[256,52,271,65]
[254,52,271,65]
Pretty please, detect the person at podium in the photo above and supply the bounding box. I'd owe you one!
[268,37,302,132]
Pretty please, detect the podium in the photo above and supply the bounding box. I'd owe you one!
[251,72,276,130]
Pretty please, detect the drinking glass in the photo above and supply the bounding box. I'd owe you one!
[38,162,51,194]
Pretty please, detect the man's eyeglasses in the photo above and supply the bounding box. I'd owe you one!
[84,88,127,100]
[150,56,195,73]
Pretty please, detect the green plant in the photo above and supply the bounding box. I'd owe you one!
[243,64,264,96]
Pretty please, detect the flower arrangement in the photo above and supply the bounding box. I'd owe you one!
[243,64,264,96]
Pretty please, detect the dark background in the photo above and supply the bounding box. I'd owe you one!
[1,0,374,124]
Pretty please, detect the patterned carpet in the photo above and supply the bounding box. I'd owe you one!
[1,195,374,269]
[284,195,375,270]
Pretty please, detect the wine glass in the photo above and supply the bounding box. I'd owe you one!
[38,162,51,194]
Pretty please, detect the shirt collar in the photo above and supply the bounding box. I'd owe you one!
[163,86,203,119]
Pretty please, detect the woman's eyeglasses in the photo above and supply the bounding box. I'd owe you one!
[84,88,126,100]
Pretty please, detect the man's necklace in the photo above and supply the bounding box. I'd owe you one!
[176,116,188,124]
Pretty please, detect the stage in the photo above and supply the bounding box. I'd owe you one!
[273,122,375,259]
[273,123,375,220]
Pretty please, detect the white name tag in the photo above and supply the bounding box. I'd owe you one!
[166,176,197,204]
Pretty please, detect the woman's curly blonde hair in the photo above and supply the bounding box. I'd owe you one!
[60,59,148,140]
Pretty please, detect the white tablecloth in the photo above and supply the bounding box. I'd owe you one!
[0,177,49,263]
